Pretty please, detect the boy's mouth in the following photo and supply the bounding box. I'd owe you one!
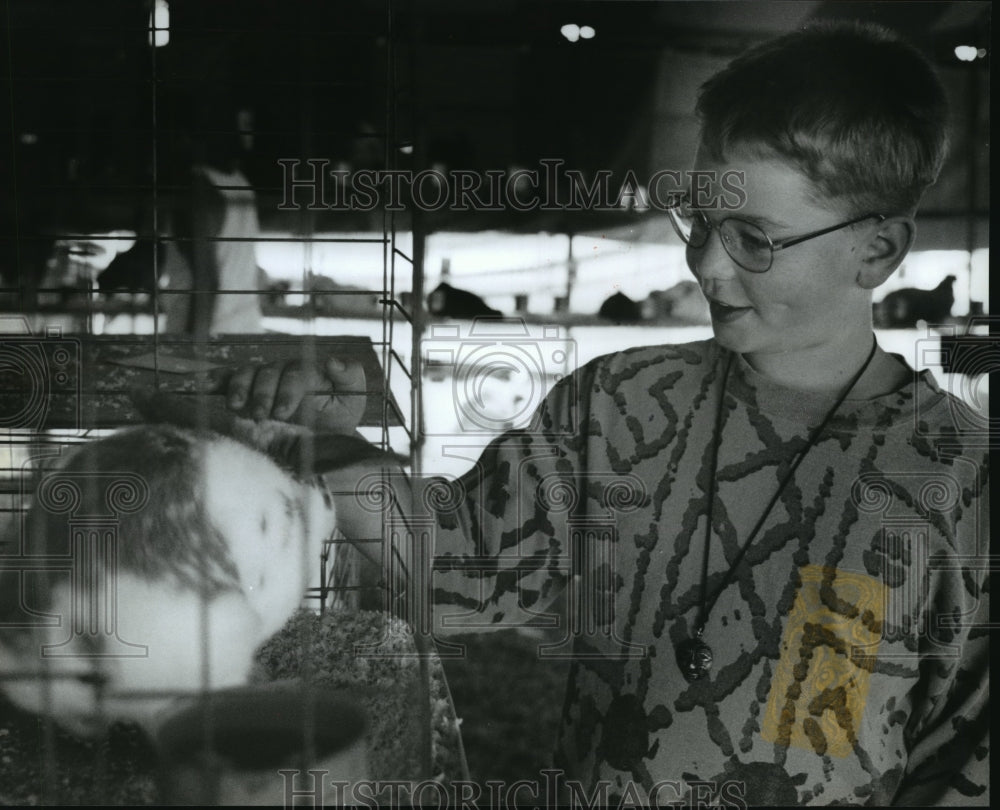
[707,297,752,323]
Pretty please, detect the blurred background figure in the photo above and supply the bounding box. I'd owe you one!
[161,105,266,337]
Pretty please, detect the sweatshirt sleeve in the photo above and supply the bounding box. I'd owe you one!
[426,359,595,635]
[892,453,990,806]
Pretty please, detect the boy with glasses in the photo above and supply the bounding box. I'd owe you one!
[227,21,987,807]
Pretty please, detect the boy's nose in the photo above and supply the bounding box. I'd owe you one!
[687,229,739,283]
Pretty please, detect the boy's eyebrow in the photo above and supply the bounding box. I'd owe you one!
[735,211,789,231]
[700,204,789,232]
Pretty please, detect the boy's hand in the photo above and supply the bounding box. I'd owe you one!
[224,356,367,434]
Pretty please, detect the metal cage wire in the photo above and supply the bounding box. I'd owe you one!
[0,0,454,803]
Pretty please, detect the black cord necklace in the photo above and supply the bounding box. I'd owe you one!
[675,335,879,683]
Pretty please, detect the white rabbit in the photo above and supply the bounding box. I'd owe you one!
[0,415,394,738]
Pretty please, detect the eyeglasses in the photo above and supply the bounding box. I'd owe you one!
[666,196,885,273]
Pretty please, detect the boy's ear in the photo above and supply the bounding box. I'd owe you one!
[856,216,915,290]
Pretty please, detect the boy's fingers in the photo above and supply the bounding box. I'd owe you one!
[249,364,283,419]
[273,365,308,418]
[225,357,366,427]
[323,356,366,394]
[227,365,256,409]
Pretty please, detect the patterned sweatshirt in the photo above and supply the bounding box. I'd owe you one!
[429,338,989,806]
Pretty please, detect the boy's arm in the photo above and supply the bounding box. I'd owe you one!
[223,354,585,634]
[416,367,587,637]
[893,477,990,806]
[320,449,571,635]
[320,377,583,636]
[893,593,989,805]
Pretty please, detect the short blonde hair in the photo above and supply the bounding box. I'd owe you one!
[696,22,949,216]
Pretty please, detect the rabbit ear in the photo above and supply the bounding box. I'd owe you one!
[264,430,407,476]
[220,425,407,478]
[298,433,408,475]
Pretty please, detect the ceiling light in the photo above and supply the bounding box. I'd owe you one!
[149,0,169,48]
[560,24,580,43]
[579,25,595,40]
[954,45,977,62]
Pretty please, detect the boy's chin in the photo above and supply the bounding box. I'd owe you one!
[710,322,755,355]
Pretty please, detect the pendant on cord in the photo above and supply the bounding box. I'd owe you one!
[675,628,713,682]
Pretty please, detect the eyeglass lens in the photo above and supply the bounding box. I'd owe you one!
[670,202,772,272]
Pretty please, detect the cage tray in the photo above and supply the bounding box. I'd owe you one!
[0,334,401,431]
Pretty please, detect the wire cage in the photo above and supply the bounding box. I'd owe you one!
[0,0,462,804]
